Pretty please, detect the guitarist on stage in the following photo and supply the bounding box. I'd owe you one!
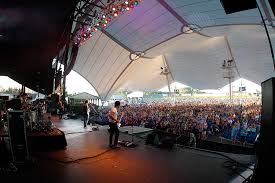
[108,101,123,148]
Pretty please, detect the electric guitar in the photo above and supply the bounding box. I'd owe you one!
[117,112,124,128]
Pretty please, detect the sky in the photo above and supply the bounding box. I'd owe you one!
[0,76,21,89]
[66,70,98,96]
[1,72,261,96]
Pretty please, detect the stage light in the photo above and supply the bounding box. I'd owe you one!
[73,0,143,46]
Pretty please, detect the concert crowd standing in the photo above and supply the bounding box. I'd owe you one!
[112,98,261,144]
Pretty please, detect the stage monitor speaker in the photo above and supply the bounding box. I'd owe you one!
[146,132,156,145]
[252,78,274,182]
[8,110,30,163]
[269,0,275,16]
[220,0,257,14]
[0,96,9,101]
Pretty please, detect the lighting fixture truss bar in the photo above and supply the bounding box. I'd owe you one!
[75,9,98,18]
[74,0,101,19]
[73,19,91,26]
[82,0,106,9]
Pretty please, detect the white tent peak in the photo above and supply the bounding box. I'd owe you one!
[127,91,144,98]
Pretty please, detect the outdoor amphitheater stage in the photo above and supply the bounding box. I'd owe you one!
[0,118,254,183]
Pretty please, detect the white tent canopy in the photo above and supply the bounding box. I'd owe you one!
[73,0,275,100]
[127,91,144,98]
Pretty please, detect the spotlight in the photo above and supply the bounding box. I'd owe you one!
[125,1,129,4]
[112,7,116,11]
[126,7,130,10]
[114,13,118,16]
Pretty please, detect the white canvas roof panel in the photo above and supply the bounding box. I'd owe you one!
[72,0,275,99]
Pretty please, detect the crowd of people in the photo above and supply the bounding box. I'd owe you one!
[107,98,261,145]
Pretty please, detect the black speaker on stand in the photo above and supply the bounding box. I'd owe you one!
[268,0,275,16]
[251,78,274,182]
[220,0,275,69]
[220,0,257,14]
[7,110,30,164]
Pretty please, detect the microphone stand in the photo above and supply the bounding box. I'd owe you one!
[125,121,136,148]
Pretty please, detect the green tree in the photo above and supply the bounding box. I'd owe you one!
[3,87,21,94]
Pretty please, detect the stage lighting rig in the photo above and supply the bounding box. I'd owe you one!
[73,0,142,46]
[222,59,237,101]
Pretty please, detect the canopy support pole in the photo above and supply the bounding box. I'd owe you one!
[229,77,232,102]
[162,55,171,96]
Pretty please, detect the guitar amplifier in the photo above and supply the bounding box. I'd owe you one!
[7,110,30,163]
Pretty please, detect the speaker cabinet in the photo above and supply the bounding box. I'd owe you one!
[252,78,274,182]
[261,78,274,153]
[8,110,30,163]
[269,0,275,16]
[220,0,257,14]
